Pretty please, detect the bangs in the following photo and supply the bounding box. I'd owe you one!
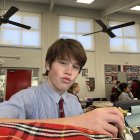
[56,45,76,61]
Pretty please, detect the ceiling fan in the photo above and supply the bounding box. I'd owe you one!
[83,19,135,38]
[0,6,31,29]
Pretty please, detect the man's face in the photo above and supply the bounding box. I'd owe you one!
[126,87,130,93]
[46,57,80,94]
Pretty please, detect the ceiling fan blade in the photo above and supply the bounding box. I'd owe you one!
[83,30,102,36]
[110,21,135,30]
[3,6,19,19]
[95,19,108,29]
[106,30,116,38]
[8,20,31,29]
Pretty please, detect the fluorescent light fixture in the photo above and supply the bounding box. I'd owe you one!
[131,6,140,11]
[76,0,94,4]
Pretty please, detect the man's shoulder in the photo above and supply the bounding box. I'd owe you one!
[11,85,42,99]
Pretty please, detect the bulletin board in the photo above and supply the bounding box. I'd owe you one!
[123,65,139,83]
[105,64,121,84]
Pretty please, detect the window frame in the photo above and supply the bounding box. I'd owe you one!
[59,16,95,51]
[0,11,42,49]
[109,20,140,53]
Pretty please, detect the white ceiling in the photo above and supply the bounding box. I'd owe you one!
[11,0,140,16]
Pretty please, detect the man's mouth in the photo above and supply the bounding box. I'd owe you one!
[62,77,71,84]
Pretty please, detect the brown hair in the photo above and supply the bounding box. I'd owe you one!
[45,38,87,75]
[68,82,79,93]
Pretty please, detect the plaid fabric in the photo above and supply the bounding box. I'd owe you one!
[0,122,112,140]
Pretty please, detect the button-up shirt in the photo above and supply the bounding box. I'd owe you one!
[0,81,83,119]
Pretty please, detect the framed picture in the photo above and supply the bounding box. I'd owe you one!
[105,75,112,83]
[82,68,88,76]
[86,77,95,91]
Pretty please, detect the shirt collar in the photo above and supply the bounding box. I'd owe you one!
[42,80,67,104]
[122,92,129,96]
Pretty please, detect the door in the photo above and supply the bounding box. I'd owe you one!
[5,69,32,100]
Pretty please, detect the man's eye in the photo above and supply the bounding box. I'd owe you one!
[73,65,80,70]
[59,60,67,65]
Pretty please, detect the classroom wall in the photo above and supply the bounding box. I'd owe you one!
[1,1,140,99]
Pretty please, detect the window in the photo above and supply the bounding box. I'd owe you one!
[0,11,42,48]
[59,16,94,51]
[109,21,140,53]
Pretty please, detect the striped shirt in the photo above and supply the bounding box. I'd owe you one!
[0,81,83,119]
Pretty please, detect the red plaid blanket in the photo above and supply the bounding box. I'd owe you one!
[0,122,112,140]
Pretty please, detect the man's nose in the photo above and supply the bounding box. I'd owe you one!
[65,65,72,75]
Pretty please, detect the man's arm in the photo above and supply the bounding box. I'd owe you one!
[0,107,124,138]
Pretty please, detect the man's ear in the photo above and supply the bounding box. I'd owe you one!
[45,62,50,71]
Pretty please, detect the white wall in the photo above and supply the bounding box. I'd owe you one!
[1,1,140,99]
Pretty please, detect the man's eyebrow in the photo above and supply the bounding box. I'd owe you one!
[58,57,80,64]
[74,62,80,65]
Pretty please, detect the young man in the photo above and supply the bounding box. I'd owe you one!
[111,81,121,94]
[118,83,134,101]
[0,38,124,138]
